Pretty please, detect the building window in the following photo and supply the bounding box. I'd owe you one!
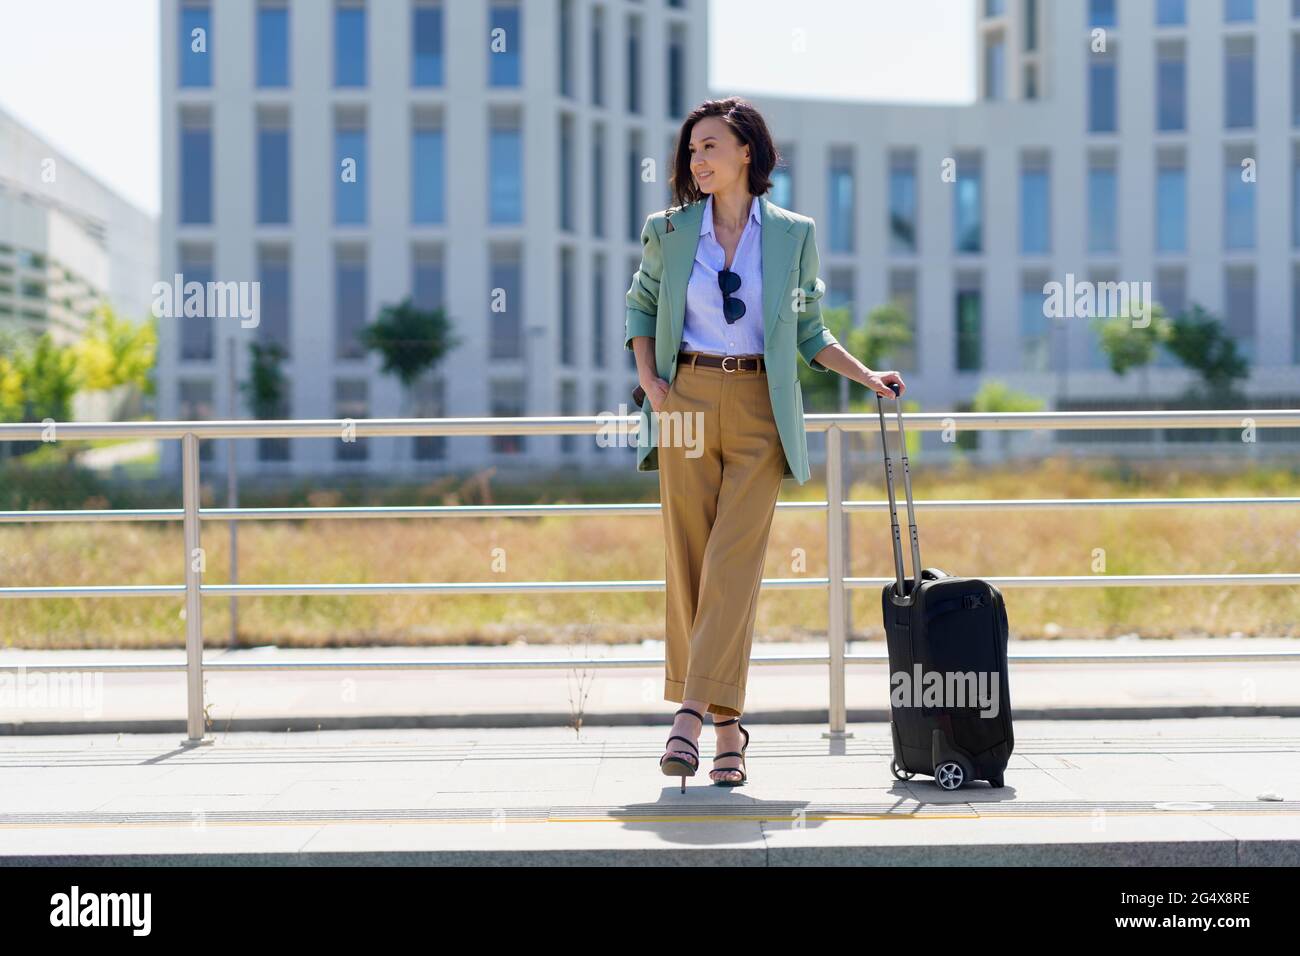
[827,147,854,254]
[256,108,290,225]
[559,0,573,97]
[590,6,605,107]
[333,108,367,225]
[1024,64,1038,99]
[1157,0,1186,26]
[626,128,643,241]
[178,244,214,361]
[559,247,574,366]
[334,379,368,461]
[1085,269,1118,370]
[985,0,1005,15]
[1020,272,1050,372]
[559,114,575,232]
[592,123,606,237]
[955,274,982,371]
[412,1,444,86]
[1088,51,1117,133]
[771,144,794,210]
[179,107,212,225]
[889,151,916,253]
[1024,0,1038,50]
[257,244,290,358]
[1293,34,1300,127]
[1156,150,1186,253]
[412,243,444,315]
[1154,266,1185,366]
[592,253,606,368]
[954,153,982,254]
[1225,0,1254,23]
[489,1,522,87]
[1293,145,1300,248]
[1225,37,1255,129]
[626,16,642,113]
[412,108,445,224]
[1019,152,1050,255]
[1087,153,1117,254]
[256,2,289,88]
[984,33,1005,100]
[1156,41,1186,131]
[560,380,577,454]
[179,2,211,88]
[1089,0,1116,28]
[334,245,367,361]
[1224,265,1255,363]
[333,2,366,88]
[1294,266,1300,365]
[1225,146,1255,250]
[179,380,215,461]
[490,380,526,453]
[489,108,523,224]
[489,244,523,360]
[667,26,686,118]
[886,269,917,372]
[412,374,446,460]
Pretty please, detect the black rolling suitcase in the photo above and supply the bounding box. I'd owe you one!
[875,383,1014,790]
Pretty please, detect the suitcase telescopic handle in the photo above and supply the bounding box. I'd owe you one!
[875,382,923,607]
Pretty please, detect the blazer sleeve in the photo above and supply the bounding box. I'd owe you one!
[624,214,663,350]
[794,219,839,372]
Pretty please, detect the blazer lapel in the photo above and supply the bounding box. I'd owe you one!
[759,196,799,344]
[660,195,800,353]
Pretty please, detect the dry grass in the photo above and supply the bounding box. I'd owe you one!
[1,455,1296,648]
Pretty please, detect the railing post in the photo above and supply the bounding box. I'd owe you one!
[181,432,210,746]
[822,424,852,739]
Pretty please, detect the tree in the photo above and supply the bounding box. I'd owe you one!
[1162,303,1250,402]
[1093,302,1173,400]
[358,297,461,458]
[71,304,158,419]
[21,333,79,423]
[971,380,1046,457]
[799,300,913,412]
[72,304,157,393]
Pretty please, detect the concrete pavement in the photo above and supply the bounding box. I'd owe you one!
[1,718,1299,865]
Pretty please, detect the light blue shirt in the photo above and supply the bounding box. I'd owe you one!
[679,193,764,356]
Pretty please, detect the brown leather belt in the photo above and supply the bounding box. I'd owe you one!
[678,350,765,373]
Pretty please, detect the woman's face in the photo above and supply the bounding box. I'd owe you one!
[688,116,749,196]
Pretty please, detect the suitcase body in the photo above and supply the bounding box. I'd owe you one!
[874,386,1014,790]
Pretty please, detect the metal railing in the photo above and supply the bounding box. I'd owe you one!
[2,407,1299,743]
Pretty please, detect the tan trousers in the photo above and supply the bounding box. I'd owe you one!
[656,354,787,718]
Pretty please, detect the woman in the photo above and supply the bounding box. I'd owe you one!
[624,97,906,789]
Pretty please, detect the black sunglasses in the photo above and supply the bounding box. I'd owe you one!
[718,268,745,324]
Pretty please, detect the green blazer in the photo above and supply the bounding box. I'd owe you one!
[624,195,839,485]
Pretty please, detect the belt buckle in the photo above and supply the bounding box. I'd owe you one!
[721,355,738,373]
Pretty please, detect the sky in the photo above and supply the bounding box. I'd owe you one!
[0,0,975,218]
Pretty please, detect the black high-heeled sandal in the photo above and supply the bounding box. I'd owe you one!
[710,716,750,787]
[659,706,703,793]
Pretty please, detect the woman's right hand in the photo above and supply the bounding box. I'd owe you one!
[643,376,670,413]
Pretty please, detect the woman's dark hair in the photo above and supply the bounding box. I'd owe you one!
[666,97,780,213]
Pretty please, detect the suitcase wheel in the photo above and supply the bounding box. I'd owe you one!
[890,759,915,781]
[934,760,967,791]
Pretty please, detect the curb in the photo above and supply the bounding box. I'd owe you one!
[6,704,1300,736]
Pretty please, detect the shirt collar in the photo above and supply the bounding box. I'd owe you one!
[700,193,762,239]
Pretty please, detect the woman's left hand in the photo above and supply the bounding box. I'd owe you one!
[863,369,906,398]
